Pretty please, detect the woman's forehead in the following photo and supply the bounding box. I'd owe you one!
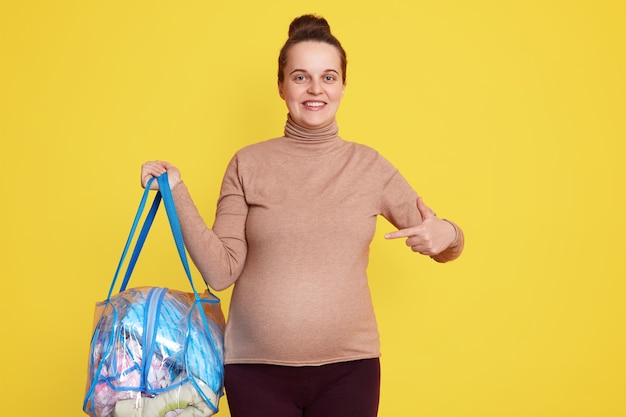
[285,41,342,72]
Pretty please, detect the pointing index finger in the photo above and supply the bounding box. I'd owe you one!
[384,228,413,240]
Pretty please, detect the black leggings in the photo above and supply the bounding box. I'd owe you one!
[224,358,381,417]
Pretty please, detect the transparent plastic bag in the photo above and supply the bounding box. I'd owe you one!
[84,287,225,417]
[84,174,225,417]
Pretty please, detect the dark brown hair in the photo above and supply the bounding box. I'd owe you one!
[277,14,347,83]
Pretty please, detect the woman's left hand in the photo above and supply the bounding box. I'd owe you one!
[384,197,456,256]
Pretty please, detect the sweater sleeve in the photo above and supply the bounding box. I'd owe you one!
[377,154,421,230]
[377,153,464,263]
[172,155,248,290]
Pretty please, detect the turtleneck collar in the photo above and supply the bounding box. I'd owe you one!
[284,114,339,141]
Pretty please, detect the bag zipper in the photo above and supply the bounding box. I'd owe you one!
[142,287,167,393]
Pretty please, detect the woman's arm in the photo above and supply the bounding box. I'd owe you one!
[171,182,248,290]
[141,160,248,290]
[384,197,465,263]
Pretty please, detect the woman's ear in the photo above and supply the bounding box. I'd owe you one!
[278,80,284,99]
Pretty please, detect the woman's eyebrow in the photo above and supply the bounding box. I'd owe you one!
[289,68,339,75]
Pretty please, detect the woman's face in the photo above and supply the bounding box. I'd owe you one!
[278,41,345,130]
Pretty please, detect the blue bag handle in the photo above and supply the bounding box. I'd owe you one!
[106,173,207,300]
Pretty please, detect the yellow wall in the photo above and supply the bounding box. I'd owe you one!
[1,1,624,416]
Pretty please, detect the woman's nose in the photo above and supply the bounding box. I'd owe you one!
[307,80,323,94]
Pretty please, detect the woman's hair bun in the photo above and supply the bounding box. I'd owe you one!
[288,14,332,38]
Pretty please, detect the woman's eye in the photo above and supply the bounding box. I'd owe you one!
[324,75,336,82]
[294,75,307,82]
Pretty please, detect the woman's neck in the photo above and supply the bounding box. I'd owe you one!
[284,114,339,141]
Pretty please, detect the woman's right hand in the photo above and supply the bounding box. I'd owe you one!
[140,160,182,190]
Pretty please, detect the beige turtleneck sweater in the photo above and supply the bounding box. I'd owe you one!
[172,116,464,366]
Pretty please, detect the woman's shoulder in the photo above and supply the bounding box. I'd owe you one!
[342,139,391,162]
[231,137,284,159]
[341,139,404,179]
[345,139,378,154]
